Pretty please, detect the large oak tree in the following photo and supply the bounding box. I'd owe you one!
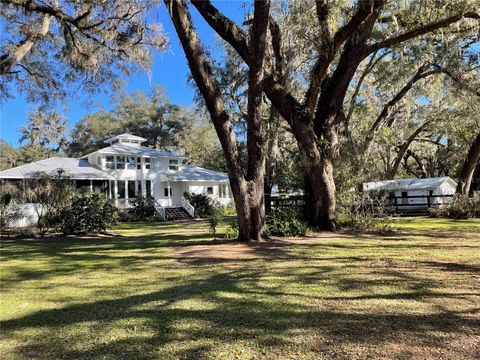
[175,0,479,231]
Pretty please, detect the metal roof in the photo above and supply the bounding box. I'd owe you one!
[104,133,147,144]
[87,143,186,159]
[363,177,457,192]
[162,165,229,182]
[0,157,113,180]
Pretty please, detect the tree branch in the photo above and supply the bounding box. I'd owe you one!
[389,119,434,178]
[0,13,52,75]
[190,0,250,62]
[365,11,480,56]
[163,0,243,183]
[363,64,441,150]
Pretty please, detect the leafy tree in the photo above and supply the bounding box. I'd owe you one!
[175,116,226,172]
[1,0,166,105]
[181,0,479,231]
[67,87,189,156]
[0,141,19,171]
[20,108,67,152]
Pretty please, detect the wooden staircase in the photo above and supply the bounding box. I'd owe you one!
[165,207,193,221]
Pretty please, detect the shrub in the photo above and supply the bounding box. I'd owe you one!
[265,209,307,237]
[183,192,220,218]
[127,195,157,221]
[221,202,237,216]
[0,199,23,237]
[430,193,480,219]
[225,219,239,239]
[207,209,222,239]
[25,171,74,235]
[61,193,118,234]
[337,191,393,232]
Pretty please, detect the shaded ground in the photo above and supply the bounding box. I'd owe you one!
[1,218,479,359]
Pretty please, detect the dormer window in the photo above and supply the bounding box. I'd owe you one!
[116,156,126,169]
[127,156,136,169]
[104,133,147,146]
[169,159,179,171]
[106,156,115,169]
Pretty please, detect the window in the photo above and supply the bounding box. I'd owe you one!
[164,187,172,197]
[137,181,142,196]
[401,191,408,198]
[169,159,179,171]
[137,157,142,170]
[207,187,214,195]
[97,156,101,166]
[116,156,126,169]
[117,180,126,199]
[219,184,228,198]
[128,181,136,199]
[145,157,151,170]
[106,156,115,170]
[146,180,152,197]
[127,156,136,170]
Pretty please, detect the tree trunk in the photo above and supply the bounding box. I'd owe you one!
[457,133,480,195]
[165,0,269,241]
[291,119,337,231]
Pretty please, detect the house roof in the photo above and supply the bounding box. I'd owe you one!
[85,143,186,159]
[0,157,113,180]
[363,176,457,192]
[104,133,147,144]
[162,165,229,182]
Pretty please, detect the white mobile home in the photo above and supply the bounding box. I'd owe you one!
[0,133,231,224]
[363,177,457,213]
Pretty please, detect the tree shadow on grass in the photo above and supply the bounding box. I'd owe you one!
[1,270,479,359]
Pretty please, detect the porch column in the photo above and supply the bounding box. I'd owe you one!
[89,180,93,192]
[114,180,118,206]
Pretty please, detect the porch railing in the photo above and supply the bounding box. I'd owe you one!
[181,196,195,218]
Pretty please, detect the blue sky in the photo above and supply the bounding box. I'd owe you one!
[0,1,248,147]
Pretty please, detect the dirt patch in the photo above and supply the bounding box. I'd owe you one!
[175,232,355,263]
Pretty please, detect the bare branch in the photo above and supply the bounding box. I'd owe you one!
[365,12,480,56]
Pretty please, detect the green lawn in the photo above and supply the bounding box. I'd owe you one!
[1,217,479,359]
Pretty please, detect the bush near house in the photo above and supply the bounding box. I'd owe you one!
[183,192,220,218]
[126,195,157,222]
[337,191,392,232]
[430,193,480,219]
[61,193,118,234]
[0,187,23,236]
[265,209,308,237]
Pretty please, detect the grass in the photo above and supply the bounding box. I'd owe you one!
[1,217,479,359]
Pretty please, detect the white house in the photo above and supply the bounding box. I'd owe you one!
[0,133,231,223]
[362,176,457,213]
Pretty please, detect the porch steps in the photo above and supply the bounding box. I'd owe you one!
[165,207,193,221]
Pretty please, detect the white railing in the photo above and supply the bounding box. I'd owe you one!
[181,196,195,218]
[154,200,166,221]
